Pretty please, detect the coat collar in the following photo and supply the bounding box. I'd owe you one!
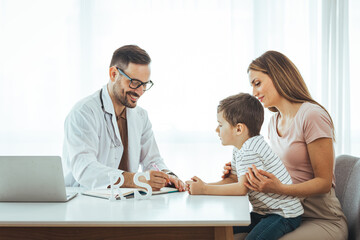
[102,85,116,116]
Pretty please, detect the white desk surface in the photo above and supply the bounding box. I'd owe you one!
[0,187,250,227]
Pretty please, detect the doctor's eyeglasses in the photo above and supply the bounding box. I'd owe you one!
[117,67,154,91]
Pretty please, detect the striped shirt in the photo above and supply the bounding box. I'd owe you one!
[231,135,304,218]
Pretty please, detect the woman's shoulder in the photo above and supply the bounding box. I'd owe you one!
[297,102,331,123]
[300,101,323,110]
[297,102,333,142]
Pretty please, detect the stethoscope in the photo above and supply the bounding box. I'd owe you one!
[99,88,121,148]
[99,88,106,112]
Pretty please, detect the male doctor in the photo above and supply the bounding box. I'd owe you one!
[62,45,185,191]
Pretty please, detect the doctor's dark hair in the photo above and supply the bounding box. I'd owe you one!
[218,93,264,138]
[109,45,151,69]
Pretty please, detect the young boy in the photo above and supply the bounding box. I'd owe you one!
[186,93,303,240]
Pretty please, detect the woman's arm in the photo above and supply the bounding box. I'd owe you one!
[245,138,334,197]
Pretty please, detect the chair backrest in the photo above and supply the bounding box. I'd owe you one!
[335,155,360,240]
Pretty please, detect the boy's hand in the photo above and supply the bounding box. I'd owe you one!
[186,176,206,195]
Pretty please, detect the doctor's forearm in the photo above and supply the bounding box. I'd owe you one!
[120,172,138,188]
[107,172,138,188]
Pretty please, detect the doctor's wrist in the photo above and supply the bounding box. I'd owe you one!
[162,170,178,178]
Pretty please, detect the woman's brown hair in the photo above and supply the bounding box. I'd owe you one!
[247,50,335,137]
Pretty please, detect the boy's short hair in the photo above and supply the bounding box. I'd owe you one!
[217,93,264,137]
[109,45,151,69]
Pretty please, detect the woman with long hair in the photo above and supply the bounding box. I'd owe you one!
[226,51,347,239]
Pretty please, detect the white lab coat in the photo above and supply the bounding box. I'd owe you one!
[62,85,168,189]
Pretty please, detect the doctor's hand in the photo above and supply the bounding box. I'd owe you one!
[167,175,187,192]
[221,162,232,179]
[144,170,169,191]
[186,176,206,195]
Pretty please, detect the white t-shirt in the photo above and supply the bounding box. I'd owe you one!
[231,135,303,218]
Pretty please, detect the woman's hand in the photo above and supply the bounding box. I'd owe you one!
[221,162,232,179]
[244,164,283,194]
[186,176,206,195]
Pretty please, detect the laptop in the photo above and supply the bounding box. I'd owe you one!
[0,156,77,202]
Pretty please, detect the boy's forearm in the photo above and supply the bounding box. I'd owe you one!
[208,174,238,185]
[204,182,248,196]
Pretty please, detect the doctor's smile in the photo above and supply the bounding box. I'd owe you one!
[128,92,140,103]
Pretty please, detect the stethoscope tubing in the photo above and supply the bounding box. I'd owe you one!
[99,88,121,148]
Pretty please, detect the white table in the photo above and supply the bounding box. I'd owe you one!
[0,188,250,240]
